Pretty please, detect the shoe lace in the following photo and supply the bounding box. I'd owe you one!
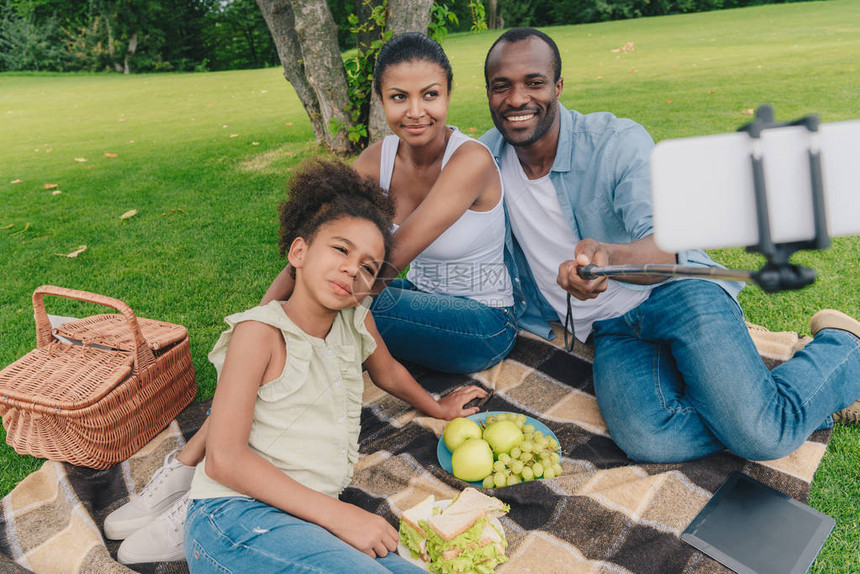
[140,463,171,502]
[164,495,189,532]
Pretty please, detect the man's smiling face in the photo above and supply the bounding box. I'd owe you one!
[485,36,563,148]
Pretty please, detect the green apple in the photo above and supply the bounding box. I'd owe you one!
[482,420,524,455]
[451,438,494,482]
[443,417,482,452]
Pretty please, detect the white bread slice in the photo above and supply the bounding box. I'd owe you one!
[444,487,508,519]
[401,494,435,536]
[479,522,503,547]
[428,507,484,541]
[428,487,508,542]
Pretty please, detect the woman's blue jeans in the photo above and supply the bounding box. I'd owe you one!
[592,280,860,463]
[370,279,517,373]
[185,497,424,574]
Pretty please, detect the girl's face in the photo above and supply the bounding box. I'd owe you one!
[379,59,451,147]
[288,216,385,310]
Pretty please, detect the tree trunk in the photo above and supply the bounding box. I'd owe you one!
[367,92,389,145]
[123,32,137,74]
[386,0,434,32]
[367,0,434,143]
[104,16,123,73]
[256,0,353,153]
[488,0,498,29]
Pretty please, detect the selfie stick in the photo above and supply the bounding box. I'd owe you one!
[577,106,830,294]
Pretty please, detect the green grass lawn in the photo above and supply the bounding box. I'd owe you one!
[2,0,858,570]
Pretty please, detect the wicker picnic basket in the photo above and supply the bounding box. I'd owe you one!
[0,286,197,469]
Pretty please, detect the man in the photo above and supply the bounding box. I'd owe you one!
[481,27,860,463]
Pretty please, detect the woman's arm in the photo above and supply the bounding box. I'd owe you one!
[390,143,500,273]
[356,141,501,278]
[203,320,398,558]
[362,313,487,419]
[351,142,383,186]
[260,264,294,305]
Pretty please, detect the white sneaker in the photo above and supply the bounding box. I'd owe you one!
[104,449,196,540]
[117,493,189,564]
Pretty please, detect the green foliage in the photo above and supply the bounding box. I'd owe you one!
[327,0,364,50]
[93,0,215,73]
[62,16,113,72]
[496,0,822,28]
[0,0,824,74]
[498,0,539,28]
[429,2,460,42]
[467,0,487,32]
[0,0,271,73]
[330,0,391,147]
[0,5,66,71]
[201,0,278,71]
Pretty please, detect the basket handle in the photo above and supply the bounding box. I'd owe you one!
[32,285,156,373]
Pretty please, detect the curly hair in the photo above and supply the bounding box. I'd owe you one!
[277,159,394,266]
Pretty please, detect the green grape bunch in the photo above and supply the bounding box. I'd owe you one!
[478,412,564,489]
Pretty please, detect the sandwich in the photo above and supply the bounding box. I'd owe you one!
[426,488,509,574]
[399,488,509,573]
[399,494,435,563]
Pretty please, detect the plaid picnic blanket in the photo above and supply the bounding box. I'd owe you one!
[0,323,829,573]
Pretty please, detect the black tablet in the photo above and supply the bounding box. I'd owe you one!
[681,471,835,574]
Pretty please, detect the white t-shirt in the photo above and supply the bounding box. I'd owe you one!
[502,145,649,341]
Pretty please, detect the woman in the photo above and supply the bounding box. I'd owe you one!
[351,32,516,374]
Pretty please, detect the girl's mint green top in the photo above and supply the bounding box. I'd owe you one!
[189,300,377,500]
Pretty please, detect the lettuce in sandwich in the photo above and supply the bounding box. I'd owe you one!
[399,494,436,562]
[425,515,507,574]
[399,488,509,573]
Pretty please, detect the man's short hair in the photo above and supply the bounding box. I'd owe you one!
[484,27,562,86]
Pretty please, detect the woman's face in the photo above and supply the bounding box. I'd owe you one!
[378,59,451,147]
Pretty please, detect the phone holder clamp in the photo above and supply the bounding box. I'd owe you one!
[738,104,829,292]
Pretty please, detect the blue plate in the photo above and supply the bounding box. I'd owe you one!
[436,411,561,487]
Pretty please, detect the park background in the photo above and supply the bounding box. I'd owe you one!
[1,0,858,571]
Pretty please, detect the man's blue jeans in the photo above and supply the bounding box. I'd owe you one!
[371,279,517,373]
[592,280,860,463]
[185,497,424,573]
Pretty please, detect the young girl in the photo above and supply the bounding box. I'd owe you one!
[264,32,517,375]
[108,159,486,571]
[104,160,486,567]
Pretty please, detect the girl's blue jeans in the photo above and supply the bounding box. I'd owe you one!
[370,278,517,373]
[592,279,860,463]
[185,497,424,574]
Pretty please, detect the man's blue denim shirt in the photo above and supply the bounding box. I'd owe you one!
[481,102,744,339]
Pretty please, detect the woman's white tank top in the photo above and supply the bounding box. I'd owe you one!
[379,127,513,307]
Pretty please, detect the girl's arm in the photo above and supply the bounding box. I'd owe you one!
[355,141,501,277]
[203,320,399,558]
[362,313,487,420]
